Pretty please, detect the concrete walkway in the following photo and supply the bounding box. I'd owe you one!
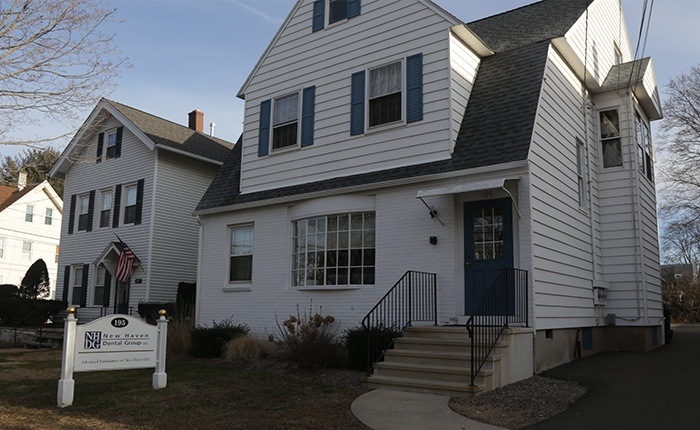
[351,389,506,430]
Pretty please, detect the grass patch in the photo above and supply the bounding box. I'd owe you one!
[0,348,368,430]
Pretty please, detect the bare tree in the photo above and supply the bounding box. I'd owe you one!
[0,147,64,196]
[0,0,126,147]
[662,219,700,269]
[657,65,700,220]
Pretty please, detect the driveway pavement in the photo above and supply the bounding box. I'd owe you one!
[526,324,700,430]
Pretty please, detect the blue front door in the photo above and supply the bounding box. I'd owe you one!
[464,198,514,315]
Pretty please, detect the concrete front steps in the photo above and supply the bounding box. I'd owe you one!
[363,325,527,397]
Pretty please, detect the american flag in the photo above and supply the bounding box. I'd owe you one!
[115,239,135,282]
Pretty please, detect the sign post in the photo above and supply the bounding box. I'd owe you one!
[57,307,168,407]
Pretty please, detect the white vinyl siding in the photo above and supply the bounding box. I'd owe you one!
[149,150,220,302]
[449,32,480,149]
[564,0,634,85]
[528,46,600,330]
[57,115,153,309]
[239,0,458,193]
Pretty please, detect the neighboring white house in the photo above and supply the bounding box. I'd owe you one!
[50,98,234,321]
[0,176,63,297]
[194,0,663,392]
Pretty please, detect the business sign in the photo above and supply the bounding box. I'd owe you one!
[58,309,168,408]
[74,315,157,372]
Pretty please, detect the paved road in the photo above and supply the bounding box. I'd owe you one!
[526,324,700,430]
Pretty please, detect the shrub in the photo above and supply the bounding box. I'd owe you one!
[0,284,19,300]
[138,302,176,324]
[270,304,345,370]
[190,319,249,358]
[167,316,194,356]
[344,325,401,371]
[19,259,50,299]
[0,298,64,327]
[176,282,196,318]
[224,336,270,362]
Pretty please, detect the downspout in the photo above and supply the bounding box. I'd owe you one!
[194,215,203,325]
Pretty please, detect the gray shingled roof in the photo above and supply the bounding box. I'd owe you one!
[466,0,592,53]
[596,57,651,93]
[196,0,587,212]
[106,99,234,163]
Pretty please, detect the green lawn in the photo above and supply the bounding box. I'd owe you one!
[0,348,368,430]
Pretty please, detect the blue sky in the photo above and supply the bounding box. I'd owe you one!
[1,0,697,159]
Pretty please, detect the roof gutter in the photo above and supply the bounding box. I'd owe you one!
[156,145,225,166]
[193,160,529,216]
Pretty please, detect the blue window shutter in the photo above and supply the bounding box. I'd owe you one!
[348,0,361,18]
[406,53,423,123]
[312,0,325,32]
[258,100,271,157]
[350,71,365,136]
[301,86,316,147]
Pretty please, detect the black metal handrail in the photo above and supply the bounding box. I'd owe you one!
[12,307,50,348]
[361,270,437,374]
[466,267,528,386]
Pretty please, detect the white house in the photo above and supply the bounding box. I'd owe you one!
[194,0,663,394]
[0,176,62,297]
[50,99,234,320]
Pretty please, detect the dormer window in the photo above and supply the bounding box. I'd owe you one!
[273,93,299,150]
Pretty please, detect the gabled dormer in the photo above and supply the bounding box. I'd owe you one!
[236,0,464,194]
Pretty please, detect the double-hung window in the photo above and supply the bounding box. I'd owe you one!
[312,0,360,31]
[100,190,112,228]
[293,212,375,287]
[123,185,137,224]
[351,53,422,135]
[72,266,84,305]
[106,130,118,159]
[25,205,34,222]
[272,93,299,150]
[329,0,348,24]
[78,194,90,231]
[21,241,32,261]
[599,110,622,168]
[369,61,402,127]
[635,111,654,181]
[230,225,254,282]
[94,265,110,306]
[45,208,53,225]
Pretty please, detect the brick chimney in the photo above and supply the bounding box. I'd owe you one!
[188,109,204,133]
[17,171,27,191]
